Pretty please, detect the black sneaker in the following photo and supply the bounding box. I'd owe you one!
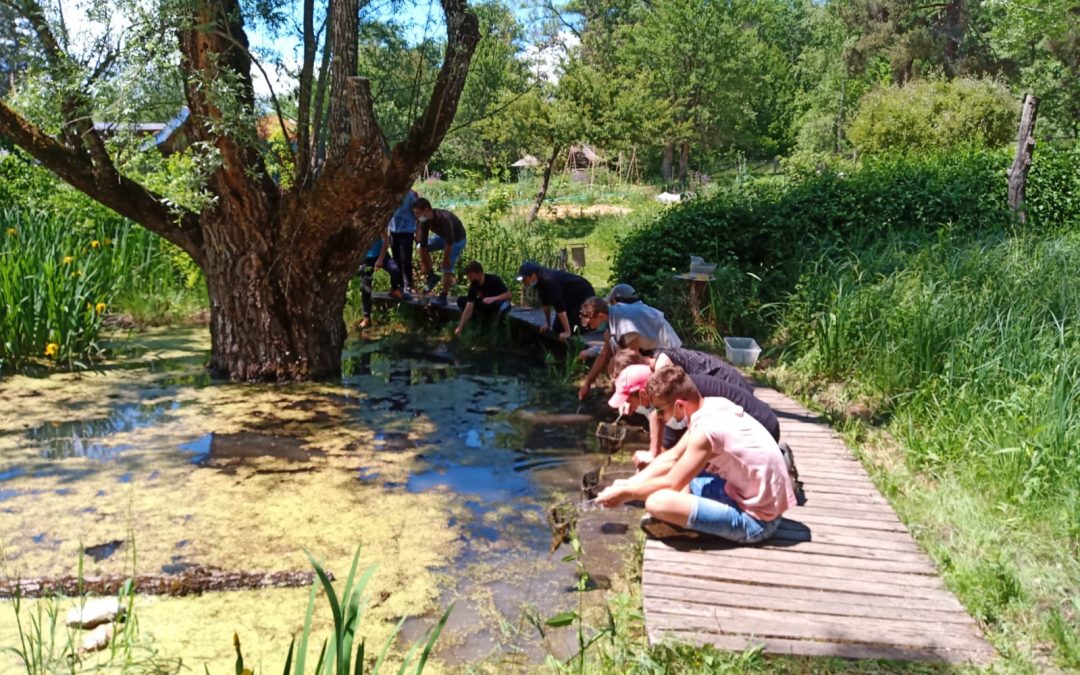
[779,441,807,506]
[640,515,699,540]
[424,272,439,293]
[431,293,447,306]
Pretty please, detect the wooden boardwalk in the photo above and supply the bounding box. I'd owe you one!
[374,292,994,664]
[642,387,995,665]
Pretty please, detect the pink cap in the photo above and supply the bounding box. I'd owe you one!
[608,364,653,409]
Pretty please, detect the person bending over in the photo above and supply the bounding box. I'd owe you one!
[412,198,467,305]
[577,296,681,399]
[357,232,401,329]
[455,261,512,336]
[595,366,795,544]
[608,364,780,470]
[609,346,752,393]
[516,261,595,342]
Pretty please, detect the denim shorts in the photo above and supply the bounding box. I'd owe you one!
[687,475,781,544]
[425,235,467,273]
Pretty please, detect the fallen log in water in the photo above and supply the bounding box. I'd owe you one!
[0,566,329,598]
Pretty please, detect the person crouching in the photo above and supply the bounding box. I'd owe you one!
[595,366,795,544]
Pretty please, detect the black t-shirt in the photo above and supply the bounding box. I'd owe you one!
[662,373,780,448]
[466,274,509,304]
[536,268,595,313]
[420,209,466,243]
[658,347,752,392]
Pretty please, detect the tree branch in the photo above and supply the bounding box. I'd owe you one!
[295,0,317,185]
[394,0,480,166]
[178,0,276,212]
[0,100,204,264]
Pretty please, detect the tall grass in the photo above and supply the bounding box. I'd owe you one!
[777,229,1080,667]
[0,207,194,369]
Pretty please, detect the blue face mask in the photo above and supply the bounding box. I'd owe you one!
[529,278,538,288]
[596,321,609,332]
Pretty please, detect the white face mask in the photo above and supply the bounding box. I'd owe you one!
[664,403,688,430]
[635,405,653,417]
[418,215,430,223]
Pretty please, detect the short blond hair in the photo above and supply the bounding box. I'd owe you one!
[646,366,700,405]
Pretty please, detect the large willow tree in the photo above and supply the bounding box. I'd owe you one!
[0,0,479,380]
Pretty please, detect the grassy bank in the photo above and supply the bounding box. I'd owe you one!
[756,228,1080,671]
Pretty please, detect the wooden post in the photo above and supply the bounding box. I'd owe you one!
[1007,94,1040,224]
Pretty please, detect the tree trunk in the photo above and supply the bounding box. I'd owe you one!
[202,199,390,380]
[677,142,690,188]
[0,0,480,382]
[527,143,561,225]
[661,143,674,182]
[1007,93,1039,225]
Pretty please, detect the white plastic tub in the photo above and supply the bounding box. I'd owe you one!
[724,337,762,367]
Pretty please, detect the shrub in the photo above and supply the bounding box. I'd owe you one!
[0,207,195,369]
[848,78,1017,155]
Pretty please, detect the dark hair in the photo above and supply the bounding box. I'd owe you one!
[412,197,433,211]
[608,348,648,378]
[464,260,484,275]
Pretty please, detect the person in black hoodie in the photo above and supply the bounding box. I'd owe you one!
[516,261,595,342]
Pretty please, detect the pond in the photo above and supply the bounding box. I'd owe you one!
[0,325,640,671]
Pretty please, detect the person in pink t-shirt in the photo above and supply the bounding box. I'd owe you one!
[595,366,795,543]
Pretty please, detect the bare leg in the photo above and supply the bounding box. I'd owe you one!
[644,489,695,527]
[441,271,454,296]
[419,248,433,278]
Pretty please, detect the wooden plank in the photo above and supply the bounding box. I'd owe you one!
[760,511,908,533]
[649,629,991,665]
[644,599,987,652]
[643,574,974,624]
[644,558,957,605]
[647,541,935,575]
[646,547,945,591]
[642,385,993,664]
[788,505,901,522]
[643,568,955,613]
[750,538,935,564]
[772,525,922,551]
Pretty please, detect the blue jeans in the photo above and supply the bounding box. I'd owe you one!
[425,235,467,273]
[687,475,781,544]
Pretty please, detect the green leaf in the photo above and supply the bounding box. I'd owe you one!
[414,601,454,674]
[544,611,578,627]
[293,580,318,675]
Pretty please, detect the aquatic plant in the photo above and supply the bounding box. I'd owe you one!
[233,546,452,675]
[5,546,176,674]
[0,207,199,369]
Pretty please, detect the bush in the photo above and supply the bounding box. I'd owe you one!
[848,78,1018,155]
[611,146,1080,338]
[846,77,1015,154]
[0,205,199,369]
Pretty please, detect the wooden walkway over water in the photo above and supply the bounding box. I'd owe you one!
[375,293,994,665]
[642,387,994,665]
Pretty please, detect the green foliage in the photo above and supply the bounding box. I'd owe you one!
[0,157,206,368]
[235,546,452,675]
[611,148,1052,337]
[848,78,1017,154]
[0,208,123,368]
